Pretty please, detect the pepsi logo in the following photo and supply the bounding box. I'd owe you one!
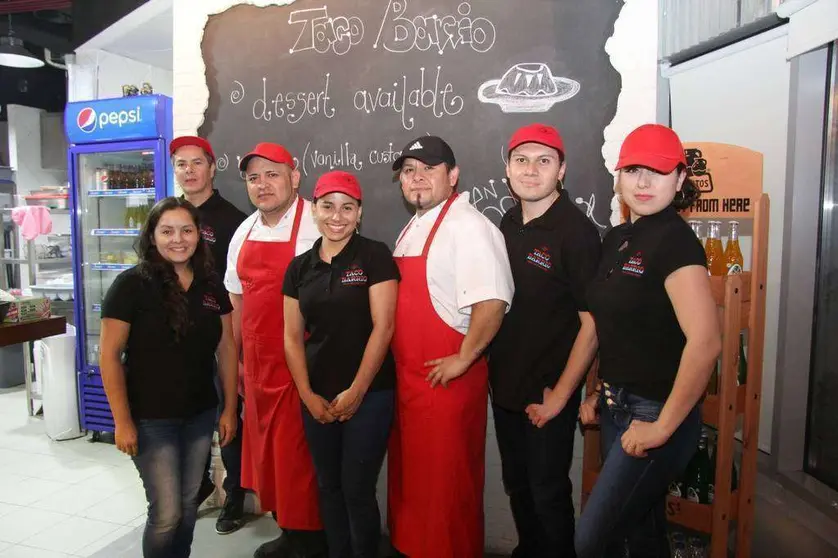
[77,107,97,133]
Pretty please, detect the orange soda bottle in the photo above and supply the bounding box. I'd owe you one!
[724,221,744,274]
[705,221,727,276]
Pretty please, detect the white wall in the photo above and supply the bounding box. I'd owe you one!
[667,27,791,452]
[0,121,9,167]
[68,48,173,102]
[173,0,660,552]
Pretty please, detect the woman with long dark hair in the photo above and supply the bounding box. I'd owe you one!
[100,197,238,558]
[571,124,722,557]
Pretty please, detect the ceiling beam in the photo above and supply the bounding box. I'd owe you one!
[0,1,72,15]
[0,13,72,53]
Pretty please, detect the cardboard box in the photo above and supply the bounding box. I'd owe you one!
[1,297,51,324]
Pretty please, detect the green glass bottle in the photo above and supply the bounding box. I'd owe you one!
[737,333,748,385]
[686,430,713,504]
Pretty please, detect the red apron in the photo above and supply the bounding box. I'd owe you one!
[237,197,322,530]
[388,194,488,558]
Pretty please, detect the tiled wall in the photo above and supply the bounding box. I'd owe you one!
[174,1,661,552]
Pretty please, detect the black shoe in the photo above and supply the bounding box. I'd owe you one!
[197,477,215,507]
[215,491,245,535]
[254,532,292,558]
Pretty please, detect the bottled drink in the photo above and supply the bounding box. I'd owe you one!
[668,479,685,498]
[724,220,744,274]
[685,430,713,504]
[705,221,727,276]
[670,532,688,558]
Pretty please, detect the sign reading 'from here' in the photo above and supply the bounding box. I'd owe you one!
[680,142,763,219]
[198,0,623,244]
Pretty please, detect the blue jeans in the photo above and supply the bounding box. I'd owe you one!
[133,408,216,558]
[302,389,394,558]
[575,385,701,558]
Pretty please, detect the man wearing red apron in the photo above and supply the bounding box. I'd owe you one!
[389,136,515,557]
[224,143,326,558]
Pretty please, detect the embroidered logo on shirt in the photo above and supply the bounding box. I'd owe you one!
[202,293,221,311]
[621,251,645,277]
[526,245,553,272]
[340,264,368,286]
[201,225,216,244]
[408,141,423,151]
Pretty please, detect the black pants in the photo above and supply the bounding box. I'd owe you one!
[493,390,580,558]
[204,381,244,497]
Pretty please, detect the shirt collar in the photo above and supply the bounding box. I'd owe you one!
[255,195,299,230]
[308,233,360,270]
[508,189,568,230]
[413,192,470,223]
[624,205,681,235]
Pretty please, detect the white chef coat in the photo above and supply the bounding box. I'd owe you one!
[393,192,514,334]
[224,196,320,295]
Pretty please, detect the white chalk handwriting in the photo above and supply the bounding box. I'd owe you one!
[248,75,337,124]
[288,6,365,56]
[373,0,496,55]
[470,178,516,220]
[301,140,364,177]
[353,66,464,130]
[215,153,230,172]
[574,193,607,229]
[230,81,245,104]
[368,142,401,167]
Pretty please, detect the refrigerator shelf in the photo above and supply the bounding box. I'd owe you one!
[88,188,156,197]
[92,303,101,312]
[91,228,141,236]
[90,263,134,271]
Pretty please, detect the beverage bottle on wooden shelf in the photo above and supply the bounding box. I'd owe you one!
[685,430,713,504]
[737,332,748,385]
[668,478,685,498]
[705,221,727,276]
[724,220,744,274]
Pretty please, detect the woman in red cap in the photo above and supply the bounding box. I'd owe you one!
[284,170,399,558]
[574,124,721,558]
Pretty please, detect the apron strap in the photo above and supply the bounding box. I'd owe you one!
[421,193,459,258]
[289,196,305,248]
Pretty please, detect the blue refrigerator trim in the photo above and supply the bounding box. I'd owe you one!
[69,139,169,432]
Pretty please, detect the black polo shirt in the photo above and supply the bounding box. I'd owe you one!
[191,189,247,281]
[489,192,602,411]
[101,266,233,419]
[282,234,399,401]
[587,207,706,402]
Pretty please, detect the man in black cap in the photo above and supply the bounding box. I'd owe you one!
[171,135,248,535]
[386,136,514,557]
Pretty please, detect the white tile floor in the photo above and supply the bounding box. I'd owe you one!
[0,387,147,557]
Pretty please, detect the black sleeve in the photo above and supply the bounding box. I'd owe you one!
[366,240,400,286]
[561,223,602,311]
[213,281,233,315]
[101,269,141,323]
[282,256,303,299]
[653,221,708,280]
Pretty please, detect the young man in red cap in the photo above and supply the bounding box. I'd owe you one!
[170,135,248,535]
[489,123,601,557]
[224,143,325,558]
[388,135,514,558]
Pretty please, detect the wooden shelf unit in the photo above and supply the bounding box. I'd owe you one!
[580,193,770,558]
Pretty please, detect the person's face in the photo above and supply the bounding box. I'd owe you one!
[173,146,215,196]
[399,158,458,212]
[617,165,686,221]
[313,192,362,243]
[244,157,300,215]
[152,207,199,265]
[506,143,566,202]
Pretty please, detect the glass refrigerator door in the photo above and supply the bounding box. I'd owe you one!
[75,147,159,369]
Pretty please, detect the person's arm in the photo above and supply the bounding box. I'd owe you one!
[332,279,398,420]
[229,293,242,357]
[425,298,506,388]
[526,312,599,427]
[621,265,721,457]
[216,312,238,446]
[283,295,335,423]
[99,318,136,455]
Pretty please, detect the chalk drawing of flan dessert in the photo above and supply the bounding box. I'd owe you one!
[478,62,581,113]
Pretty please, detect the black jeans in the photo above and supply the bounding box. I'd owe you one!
[492,388,580,558]
[575,385,701,558]
[302,389,394,558]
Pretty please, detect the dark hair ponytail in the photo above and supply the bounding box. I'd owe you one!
[672,165,701,210]
[135,197,215,340]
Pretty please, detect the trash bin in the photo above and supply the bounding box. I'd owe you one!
[35,324,82,440]
[0,345,24,387]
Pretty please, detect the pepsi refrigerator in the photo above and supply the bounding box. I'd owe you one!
[65,94,172,435]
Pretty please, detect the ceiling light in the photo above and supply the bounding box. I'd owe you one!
[0,36,45,68]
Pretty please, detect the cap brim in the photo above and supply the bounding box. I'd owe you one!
[615,154,682,174]
[238,152,294,172]
[315,187,362,201]
[391,153,446,171]
[508,139,564,157]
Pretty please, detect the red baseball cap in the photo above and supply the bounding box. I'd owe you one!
[508,123,565,157]
[239,142,296,172]
[169,136,215,161]
[313,170,362,201]
[616,124,687,173]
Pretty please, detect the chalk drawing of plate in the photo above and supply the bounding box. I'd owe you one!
[478,63,581,113]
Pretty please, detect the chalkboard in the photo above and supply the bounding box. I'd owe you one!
[199,0,621,244]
